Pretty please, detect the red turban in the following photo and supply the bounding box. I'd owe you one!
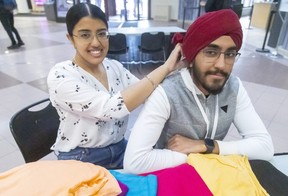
[172,9,243,63]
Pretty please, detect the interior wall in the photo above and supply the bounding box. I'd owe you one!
[150,0,179,21]
[30,0,45,12]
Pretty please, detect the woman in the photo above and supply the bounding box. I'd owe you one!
[47,3,184,169]
[0,0,24,49]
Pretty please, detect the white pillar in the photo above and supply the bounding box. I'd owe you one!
[15,0,31,14]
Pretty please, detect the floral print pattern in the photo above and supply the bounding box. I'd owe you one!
[47,58,139,152]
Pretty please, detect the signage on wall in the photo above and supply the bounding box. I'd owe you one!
[34,0,45,6]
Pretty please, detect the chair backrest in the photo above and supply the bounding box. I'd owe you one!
[139,32,166,52]
[108,33,128,54]
[9,98,60,163]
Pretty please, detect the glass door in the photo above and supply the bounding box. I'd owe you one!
[114,0,148,21]
[90,0,105,10]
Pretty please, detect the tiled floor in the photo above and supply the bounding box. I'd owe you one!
[0,15,288,173]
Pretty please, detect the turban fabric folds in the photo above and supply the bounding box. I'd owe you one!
[172,9,243,63]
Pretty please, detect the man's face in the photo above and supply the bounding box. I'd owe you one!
[191,36,238,95]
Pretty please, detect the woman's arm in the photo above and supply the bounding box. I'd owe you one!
[48,44,184,120]
[121,43,184,111]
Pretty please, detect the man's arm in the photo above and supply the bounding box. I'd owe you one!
[123,86,187,174]
[217,79,274,160]
[167,134,219,154]
[166,79,273,161]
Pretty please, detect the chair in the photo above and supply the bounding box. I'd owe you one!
[107,33,129,69]
[9,98,60,163]
[138,32,166,65]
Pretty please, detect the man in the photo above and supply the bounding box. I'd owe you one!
[205,0,228,12]
[124,9,274,174]
[205,0,242,18]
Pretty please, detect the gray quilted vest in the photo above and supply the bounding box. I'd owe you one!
[156,71,239,149]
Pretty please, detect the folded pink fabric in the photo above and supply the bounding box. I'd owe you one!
[141,163,213,196]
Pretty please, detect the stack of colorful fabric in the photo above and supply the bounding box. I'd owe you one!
[0,154,269,195]
[110,154,268,196]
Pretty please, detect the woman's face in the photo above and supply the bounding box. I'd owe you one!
[67,16,109,67]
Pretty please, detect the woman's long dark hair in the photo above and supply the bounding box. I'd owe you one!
[66,3,108,36]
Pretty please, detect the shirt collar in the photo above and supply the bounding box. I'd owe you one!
[180,68,204,96]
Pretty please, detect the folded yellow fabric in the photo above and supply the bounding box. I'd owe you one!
[187,154,269,196]
[0,160,121,196]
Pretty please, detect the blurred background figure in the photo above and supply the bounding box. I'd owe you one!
[0,0,24,49]
[205,0,229,12]
[95,0,102,8]
[134,0,143,17]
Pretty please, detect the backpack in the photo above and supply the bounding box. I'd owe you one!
[3,0,17,11]
[222,0,232,9]
[205,0,230,12]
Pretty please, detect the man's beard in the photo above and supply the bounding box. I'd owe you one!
[192,67,229,95]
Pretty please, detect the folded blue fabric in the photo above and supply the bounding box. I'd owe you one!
[109,170,157,196]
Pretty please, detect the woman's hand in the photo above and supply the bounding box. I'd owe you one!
[121,45,188,112]
[162,43,187,74]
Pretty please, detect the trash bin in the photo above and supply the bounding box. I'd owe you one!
[44,1,56,21]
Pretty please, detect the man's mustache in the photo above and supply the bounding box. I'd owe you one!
[205,70,228,78]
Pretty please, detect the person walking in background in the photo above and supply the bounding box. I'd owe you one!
[205,0,243,18]
[133,0,143,17]
[95,0,102,8]
[0,0,24,49]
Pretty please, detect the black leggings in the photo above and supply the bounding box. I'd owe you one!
[0,10,22,44]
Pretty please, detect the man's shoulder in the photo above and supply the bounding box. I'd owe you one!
[227,75,240,86]
[162,71,182,84]
[161,71,184,92]
[222,75,241,95]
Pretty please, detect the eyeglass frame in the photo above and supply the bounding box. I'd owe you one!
[72,29,110,43]
[201,47,241,65]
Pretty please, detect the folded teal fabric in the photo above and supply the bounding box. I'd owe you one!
[109,170,157,196]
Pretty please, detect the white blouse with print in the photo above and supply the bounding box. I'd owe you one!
[47,58,139,152]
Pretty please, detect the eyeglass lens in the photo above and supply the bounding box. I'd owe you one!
[202,49,240,65]
[76,30,109,42]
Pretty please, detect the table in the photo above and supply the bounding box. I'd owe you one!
[250,154,288,195]
[270,153,288,176]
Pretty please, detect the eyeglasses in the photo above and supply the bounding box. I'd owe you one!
[202,48,241,65]
[72,30,110,43]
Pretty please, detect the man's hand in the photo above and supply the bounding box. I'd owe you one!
[167,134,206,154]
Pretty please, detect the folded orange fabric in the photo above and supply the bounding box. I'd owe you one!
[187,154,269,196]
[0,160,121,196]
